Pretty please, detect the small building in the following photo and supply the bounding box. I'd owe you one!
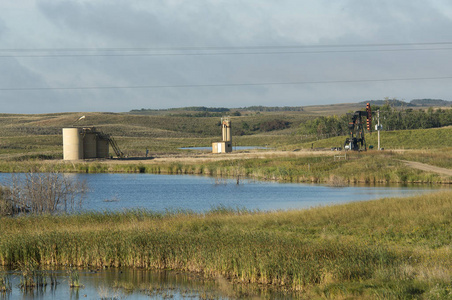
[212,141,232,154]
[212,118,232,153]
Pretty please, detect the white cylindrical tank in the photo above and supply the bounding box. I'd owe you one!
[83,132,97,159]
[63,128,83,160]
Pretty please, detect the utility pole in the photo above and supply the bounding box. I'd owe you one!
[377,110,381,150]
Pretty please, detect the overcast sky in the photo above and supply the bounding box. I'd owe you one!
[1,0,452,113]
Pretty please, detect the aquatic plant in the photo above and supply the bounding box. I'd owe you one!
[0,272,11,293]
[68,267,83,288]
[17,261,49,290]
[0,191,450,298]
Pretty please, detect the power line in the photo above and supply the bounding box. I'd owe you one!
[2,41,452,52]
[1,47,452,58]
[2,76,452,92]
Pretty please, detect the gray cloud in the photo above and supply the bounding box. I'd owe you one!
[0,1,451,113]
[0,17,6,37]
[36,1,252,46]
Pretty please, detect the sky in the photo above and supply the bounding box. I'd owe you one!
[1,0,452,113]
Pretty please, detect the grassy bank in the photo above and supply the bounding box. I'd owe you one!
[0,191,450,298]
[0,150,450,184]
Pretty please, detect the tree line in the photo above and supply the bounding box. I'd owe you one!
[240,106,304,112]
[298,104,452,137]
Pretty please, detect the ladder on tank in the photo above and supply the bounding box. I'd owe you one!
[108,136,124,158]
[98,131,124,158]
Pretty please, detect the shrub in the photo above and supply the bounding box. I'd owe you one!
[1,172,86,215]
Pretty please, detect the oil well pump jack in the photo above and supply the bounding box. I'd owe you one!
[344,103,372,151]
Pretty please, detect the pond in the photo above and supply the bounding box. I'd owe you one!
[180,146,270,151]
[0,173,443,213]
[82,174,445,212]
[0,173,447,299]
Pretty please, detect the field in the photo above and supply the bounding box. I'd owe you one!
[0,105,451,298]
[0,110,308,158]
[1,108,452,185]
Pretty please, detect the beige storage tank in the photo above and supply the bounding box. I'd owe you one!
[222,123,227,141]
[83,131,97,159]
[222,118,231,142]
[226,125,231,142]
[63,128,83,160]
[96,138,109,158]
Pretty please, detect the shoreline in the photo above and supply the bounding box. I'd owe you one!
[1,149,451,185]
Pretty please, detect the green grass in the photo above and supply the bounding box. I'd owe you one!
[1,112,452,186]
[0,191,450,298]
[301,127,452,150]
[0,151,450,184]
[0,111,304,159]
[1,111,452,158]
[392,148,452,169]
[0,111,306,139]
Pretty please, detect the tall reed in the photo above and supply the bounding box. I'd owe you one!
[0,191,450,298]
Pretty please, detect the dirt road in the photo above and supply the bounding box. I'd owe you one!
[109,149,333,164]
[399,160,452,176]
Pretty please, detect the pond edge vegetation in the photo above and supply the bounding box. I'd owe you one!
[0,191,451,299]
[1,150,452,186]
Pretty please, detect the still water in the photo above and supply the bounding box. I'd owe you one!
[180,146,270,151]
[0,173,440,213]
[0,173,445,299]
[1,268,267,300]
[72,173,439,213]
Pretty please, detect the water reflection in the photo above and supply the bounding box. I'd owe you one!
[0,173,448,299]
[76,174,442,213]
[0,268,288,299]
[179,146,270,151]
[0,173,445,213]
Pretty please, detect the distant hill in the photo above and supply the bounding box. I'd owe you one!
[239,106,304,112]
[360,99,412,107]
[130,99,451,116]
[130,106,304,114]
[360,99,452,107]
[410,99,452,107]
[130,106,230,114]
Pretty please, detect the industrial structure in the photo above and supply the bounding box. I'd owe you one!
[344,103,372,151]
[62,127,123,160]
[212,117,232,153]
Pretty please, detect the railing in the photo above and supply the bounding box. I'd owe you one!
[108,136,124,158]
[97,131,124,158]
[334,153,347,161]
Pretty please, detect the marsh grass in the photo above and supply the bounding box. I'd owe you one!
[0,151,450,187]
[17,260,55,291]
[68,267,83,288]
[0,191,450,298]
[0,272,11,293]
